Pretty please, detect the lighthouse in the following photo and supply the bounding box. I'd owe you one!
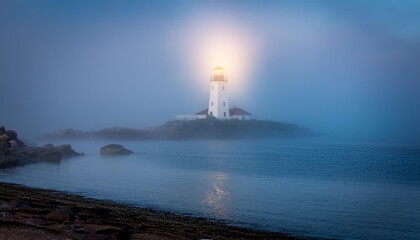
[208,66,230,119]
[175,66,252,121]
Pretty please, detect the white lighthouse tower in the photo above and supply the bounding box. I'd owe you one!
[208,66,230,119]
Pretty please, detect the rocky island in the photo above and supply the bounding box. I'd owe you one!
[43,118,314,140]
[0,125,82,169]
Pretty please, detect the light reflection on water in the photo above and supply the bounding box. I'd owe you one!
[203,172,229,218]
[0,139,420,240]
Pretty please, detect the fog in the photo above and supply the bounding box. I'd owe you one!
[1,0,419,142]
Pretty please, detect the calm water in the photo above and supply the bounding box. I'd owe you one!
[1,139,420,240]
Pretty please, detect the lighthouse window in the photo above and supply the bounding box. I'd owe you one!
[224,112,226,117]
[222,86,225,90]
[223,102,225,106]
[212,86,214,90]
[211,102,213,106]
[210,111,213,116]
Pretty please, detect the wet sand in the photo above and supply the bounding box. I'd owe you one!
[0,182,300,240]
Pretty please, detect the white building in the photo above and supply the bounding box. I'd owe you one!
[229,107,252,120]
[195,107,251,120]
[176,66,252,121]
[207,66,230,119]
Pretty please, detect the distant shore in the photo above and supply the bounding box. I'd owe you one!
[41,119,314,140]
[0,182,300,240]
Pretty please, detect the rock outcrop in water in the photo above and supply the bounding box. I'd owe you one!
[100,144,133,156]
[0,125,83,168]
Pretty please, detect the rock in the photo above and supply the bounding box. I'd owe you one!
[0,211,10,217]
[55,144,72,153]
[47,208,75,223]
[5,130,17,140]
[0,133,9,142]
[0,140,9,151]
[84,225,124,240]
[68,232,111,240]
[26,218,47,226]
[100,144,133,156]
[96,228,124,240]
[0,125,81,168]
[8,140,17,150]
[0,155,22,168]
[20,148,38,158]
[71,225,90,234]
[55,144,82,158]
[0,204,11,211]
[8,198,31,209]
[38,150,62,161]
[16,139,26,148]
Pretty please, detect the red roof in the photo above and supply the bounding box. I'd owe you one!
[195,108,208,115]
[229,107,251,116]
[195,107,251,116]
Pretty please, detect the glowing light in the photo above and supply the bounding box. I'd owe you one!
[178,14,258,100]
[213,65,224,76]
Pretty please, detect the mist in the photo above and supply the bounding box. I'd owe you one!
[1,0,419,142]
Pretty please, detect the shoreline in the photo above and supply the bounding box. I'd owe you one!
[0,182,301,240]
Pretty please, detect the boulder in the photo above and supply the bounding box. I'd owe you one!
[84,224,124,240]
[37,150,62,162]
[95,227,124,240]
[8,140,17,150]
[43,143,54,148]
[16,139,26,148]
[0,134,9,142]
[19,148,38,158]
[47,208,75,223]
[100,144,133,156]
[5,130,17,140]
[26,218,47,227]
[0,204,12,211]
[55,144,82,158]
[55,144,71,153]
[8,198,31,210]
[70,225,90,234]
[0,140,9,151]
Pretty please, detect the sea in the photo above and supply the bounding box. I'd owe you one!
[0,139,419,240]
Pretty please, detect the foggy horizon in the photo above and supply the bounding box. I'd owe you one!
[1,0,420,142]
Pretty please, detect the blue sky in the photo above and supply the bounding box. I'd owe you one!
[1,0,419,141]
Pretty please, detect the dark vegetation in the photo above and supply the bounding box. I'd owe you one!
[43,118,314,140]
